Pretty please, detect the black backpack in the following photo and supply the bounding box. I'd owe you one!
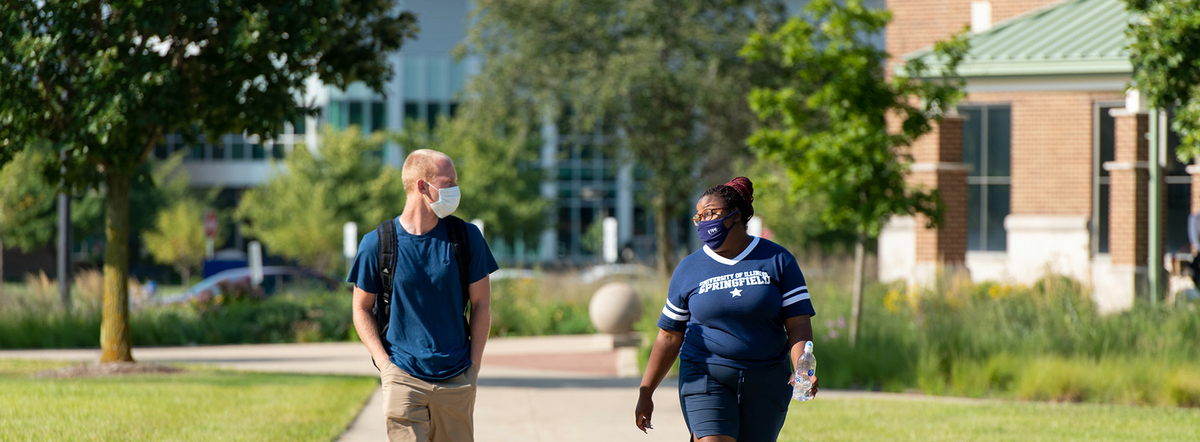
[373,215,473,344]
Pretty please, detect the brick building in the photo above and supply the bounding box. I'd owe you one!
[878,0,1187,312]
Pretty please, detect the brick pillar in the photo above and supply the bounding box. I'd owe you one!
[910,116,968,268]
[1106,111,1149,267]
[1190,164,1200,215]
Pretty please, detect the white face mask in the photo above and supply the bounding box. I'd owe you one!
[423,181,461,219]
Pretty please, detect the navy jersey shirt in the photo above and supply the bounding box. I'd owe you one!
[657,237,816,370]
[347,217,499,382]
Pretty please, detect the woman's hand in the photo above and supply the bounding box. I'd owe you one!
[634,395,654,433]
[787,373,820,398]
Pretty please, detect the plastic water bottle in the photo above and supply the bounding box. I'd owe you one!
[792,341,816,401]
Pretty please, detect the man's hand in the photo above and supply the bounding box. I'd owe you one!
[352,285,391,373]
[372,353,390,371]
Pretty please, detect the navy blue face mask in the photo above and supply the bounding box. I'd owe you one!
[696,209,740,249]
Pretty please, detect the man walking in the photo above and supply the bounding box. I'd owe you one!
[348,149,499,442]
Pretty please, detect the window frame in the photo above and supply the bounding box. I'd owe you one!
[961,103,1012,252]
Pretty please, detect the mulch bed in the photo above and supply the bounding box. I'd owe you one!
[34,362,184,378]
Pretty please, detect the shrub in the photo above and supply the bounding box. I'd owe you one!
[489,277,593,337]
[0,290,355,349]
[804,272,1200,406]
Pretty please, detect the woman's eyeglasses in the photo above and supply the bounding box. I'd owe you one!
[692,207,730,226]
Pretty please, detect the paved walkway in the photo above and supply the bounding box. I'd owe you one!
[0,336,691,442]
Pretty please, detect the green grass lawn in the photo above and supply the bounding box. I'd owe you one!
[780,395,1200,441]
[0,359,377,441]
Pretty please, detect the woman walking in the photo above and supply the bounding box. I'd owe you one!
[635,177,818,442]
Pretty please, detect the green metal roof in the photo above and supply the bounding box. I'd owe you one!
[901,0,1135,78]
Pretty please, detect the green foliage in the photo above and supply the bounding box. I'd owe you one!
[0,276,604,346]
[142,156,216,284]
[0,291,355,349]
[0,1,417,182]
[489,278,594,337]
[737,157,858,253]
[1126,0,1200,163]
[0,359,376,442]
[144,200,209,283]
[462,0,786,271]
[237,128,404,275]
[741,0,969,237]
[0,144,57,252]
[62,152,196,259]
[807,273,1200,405]
[0,0,417,360]
[391,116,546,243]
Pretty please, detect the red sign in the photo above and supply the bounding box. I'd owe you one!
[204,209,218,239]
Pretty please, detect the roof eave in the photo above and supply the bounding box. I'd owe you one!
[897,59,1132,79]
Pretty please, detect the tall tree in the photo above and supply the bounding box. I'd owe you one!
[236,128,405,276]
[143,154,212,286]
[0,1,416,362]
[461,0,785,274]
[145,199,214,287]
[1126,0,1200,161]
[741,0,967,346]
[0,145,58,297]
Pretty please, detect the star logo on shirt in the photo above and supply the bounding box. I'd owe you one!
[730,288,743,298]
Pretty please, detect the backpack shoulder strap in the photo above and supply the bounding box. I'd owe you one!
[374,219,398,339]
[445,216,473,309]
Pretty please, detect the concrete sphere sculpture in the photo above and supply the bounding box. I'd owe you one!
[588,282,643,334]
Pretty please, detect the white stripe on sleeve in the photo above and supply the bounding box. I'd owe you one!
[782,285,809,299]
[661,306,689,321]
[665,299,689,314]
[782,291,811,307]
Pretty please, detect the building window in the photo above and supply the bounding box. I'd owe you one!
[427,103,443,129]
[553,133,617,260]
[348,101,365,130]
[327,101,345,129]
[1093,102,1119,254]
[211,141,226,162]
[371,101,386,133]
[962,104,1011,252]
[232,141,246,160]
[404,101,421,126]
[1165,107,1192,253]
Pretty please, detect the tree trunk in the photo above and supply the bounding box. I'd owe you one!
[100,173,134,363]
[653,194,675,277]
[849,232,865,348]
[180,266,190,288]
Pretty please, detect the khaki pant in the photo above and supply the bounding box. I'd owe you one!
[380,362,478,442]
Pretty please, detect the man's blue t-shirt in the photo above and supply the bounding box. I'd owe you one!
[347,217,498,381]
[657,237,816,370]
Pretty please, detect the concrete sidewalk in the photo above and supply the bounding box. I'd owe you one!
[0,336,691,442]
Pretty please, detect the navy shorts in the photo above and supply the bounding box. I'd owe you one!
[678,359,792,441]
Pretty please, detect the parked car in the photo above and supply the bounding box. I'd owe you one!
[157,266,338,305]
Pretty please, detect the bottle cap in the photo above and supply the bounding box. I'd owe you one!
[804,341,813,352]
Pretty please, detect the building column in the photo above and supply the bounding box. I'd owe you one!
[1189,164,1200,215]
[909,115,970,282]
[1098,109,1149,312]
[538,112,560,262]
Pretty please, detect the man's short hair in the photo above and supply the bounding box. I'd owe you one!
[402,149,452,193]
